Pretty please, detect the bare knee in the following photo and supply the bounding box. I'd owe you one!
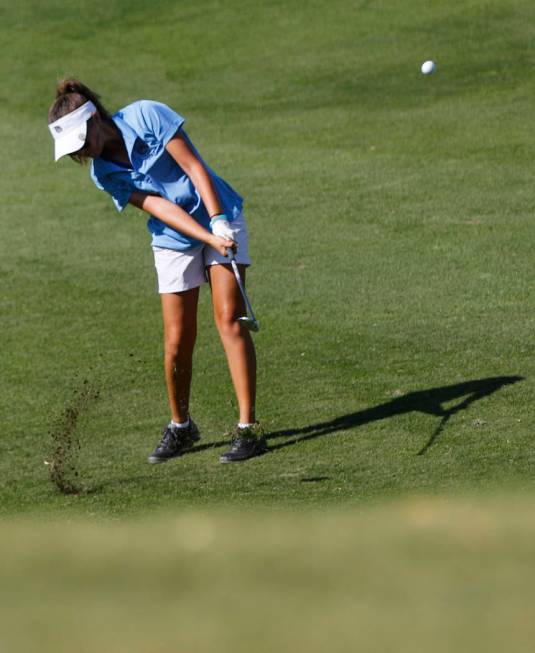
[164,326,196,362]
[214,308,243,340]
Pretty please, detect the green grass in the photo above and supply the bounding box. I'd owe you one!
[1,0,534,517]
[2,494,535,653]
[3,1,535,649]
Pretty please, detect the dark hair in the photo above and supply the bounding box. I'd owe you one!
[48,78,111,164]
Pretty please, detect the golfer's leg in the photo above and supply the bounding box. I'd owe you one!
[207,264,257,424]
[160,288,199,423]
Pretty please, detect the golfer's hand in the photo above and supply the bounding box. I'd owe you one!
[210,214,235,240]
[209,234,236,257]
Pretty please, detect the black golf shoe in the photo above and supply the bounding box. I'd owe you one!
[219,423,267,463]
[148,420,201,464]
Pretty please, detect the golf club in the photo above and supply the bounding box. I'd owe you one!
[227,250,260,332]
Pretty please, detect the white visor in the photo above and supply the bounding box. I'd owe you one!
[48,101,97,161]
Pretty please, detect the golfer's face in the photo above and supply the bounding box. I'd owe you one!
[76,116,103,159]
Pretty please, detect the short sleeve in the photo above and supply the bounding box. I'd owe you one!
[90,165,133,213]
[138,101,185,147]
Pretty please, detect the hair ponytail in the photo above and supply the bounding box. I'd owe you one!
[48,77,111,124]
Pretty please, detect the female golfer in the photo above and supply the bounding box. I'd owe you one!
[48,79,265,463]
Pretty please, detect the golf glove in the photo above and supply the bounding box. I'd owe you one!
[210,214,235,241]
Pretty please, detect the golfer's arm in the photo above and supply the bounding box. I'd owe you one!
[128,192,216,245]
[165,133,223,218]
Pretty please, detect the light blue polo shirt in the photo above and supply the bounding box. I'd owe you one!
[90,100,243,251]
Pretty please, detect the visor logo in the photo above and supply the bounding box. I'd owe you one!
[54,126,63,133]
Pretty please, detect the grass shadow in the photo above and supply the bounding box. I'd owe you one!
[87,376,523,493]
[264,375,524,455]
[92,377,524,494]
[181,376,523,457]
[179,376,524,457]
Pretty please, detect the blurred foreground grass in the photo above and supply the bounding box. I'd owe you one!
[2,492,535,653]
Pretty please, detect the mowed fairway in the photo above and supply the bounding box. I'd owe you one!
[1,0,535,646]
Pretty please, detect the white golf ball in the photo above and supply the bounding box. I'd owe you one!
[421,60,436,75]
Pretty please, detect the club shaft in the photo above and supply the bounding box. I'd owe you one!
[230,258,258,323]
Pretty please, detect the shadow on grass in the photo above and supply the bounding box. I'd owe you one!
[269,375,524,455]
[84,376,523,494]
[188,375,524,457]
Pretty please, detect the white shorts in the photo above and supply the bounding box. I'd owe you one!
[152,212,251,294]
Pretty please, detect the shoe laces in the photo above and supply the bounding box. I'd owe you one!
[159,425,179,447]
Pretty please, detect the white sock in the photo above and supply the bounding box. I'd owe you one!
[238,422,253,429]
[171,419,190,429]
